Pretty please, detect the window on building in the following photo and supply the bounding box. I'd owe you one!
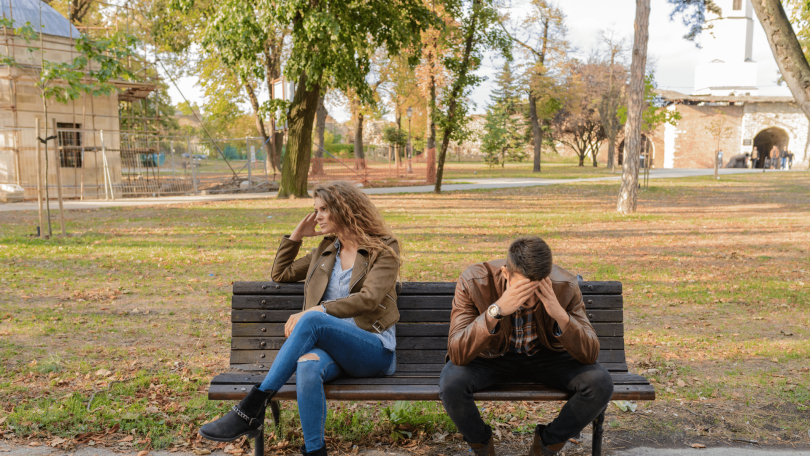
[733,0,742,10]
[57,122,82,168]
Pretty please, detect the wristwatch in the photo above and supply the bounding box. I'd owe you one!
[487,303,503,320]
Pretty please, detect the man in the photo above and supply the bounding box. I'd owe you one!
[439,237,613,456]
[751,146,759,169]
[770,145,780,169]
[781,149,788,170]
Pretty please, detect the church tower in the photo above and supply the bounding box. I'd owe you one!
[693,0,759,96]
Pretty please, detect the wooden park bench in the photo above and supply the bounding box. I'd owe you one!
[207,280,655,456]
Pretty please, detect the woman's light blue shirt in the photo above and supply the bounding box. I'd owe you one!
[320,240,396,375]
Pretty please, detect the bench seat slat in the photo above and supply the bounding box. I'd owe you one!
[232,323,625,338]
[227,361,630,372]
[211,372,651,385]
[230,336,627,351]
[233,294,624,310]
[229,349,626,365]
[232,309,623,323]
[208,383,653,402]
[233,281,622,296]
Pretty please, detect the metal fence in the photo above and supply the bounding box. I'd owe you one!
[0,127,275,200]
[309,144,431,187]
[0,126,440,200]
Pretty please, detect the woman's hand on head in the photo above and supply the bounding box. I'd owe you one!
[290,212,322,242]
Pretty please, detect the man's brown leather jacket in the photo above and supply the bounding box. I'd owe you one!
[271,234,400,333]
[447,259,600,366]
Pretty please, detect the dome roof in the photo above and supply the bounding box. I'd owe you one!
[1,0,80,39]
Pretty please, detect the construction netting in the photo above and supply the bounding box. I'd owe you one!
[1,126,438,200]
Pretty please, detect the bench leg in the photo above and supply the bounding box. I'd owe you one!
[591,408,606,456]
[269,400,281,427]
[254,427,264,456]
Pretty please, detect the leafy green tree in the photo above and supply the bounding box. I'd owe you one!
[617,73,680,136]
[168,0,287,178]
[433,0,511,192]
[481,62,526,167]
[268,0,435,197]
[499,0,568,172]
[480,105,506,169]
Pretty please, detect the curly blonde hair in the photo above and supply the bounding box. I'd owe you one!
[313,181,400,263]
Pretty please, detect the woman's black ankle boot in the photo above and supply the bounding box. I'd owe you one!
[199,385,275,442]
[300,445,327,456]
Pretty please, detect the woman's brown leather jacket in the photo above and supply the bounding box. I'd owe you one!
[271,235,400,333]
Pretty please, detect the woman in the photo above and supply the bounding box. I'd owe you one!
[199,181,400,456]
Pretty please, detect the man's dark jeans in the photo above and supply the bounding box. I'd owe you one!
[439,350,613,446]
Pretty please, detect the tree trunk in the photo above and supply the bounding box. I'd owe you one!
[529,94,542,172]
[435,0,481,193]
[607,136,616,173]
[426,68,437,184]
[617,0,650,214]
[752,0,810,127]
[242,79,276,179]
[354,112,365,169]
[578,153,585,167]
[278,72,320,198]
[592,149,598,167]
[312,95,327,175]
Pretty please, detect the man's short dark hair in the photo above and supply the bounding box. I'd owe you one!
[506,236,553,281]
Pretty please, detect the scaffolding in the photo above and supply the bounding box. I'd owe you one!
[0,0,164,196]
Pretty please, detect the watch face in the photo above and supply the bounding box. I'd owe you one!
[488,305,498,317]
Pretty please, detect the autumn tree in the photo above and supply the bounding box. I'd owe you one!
[597,29,628,172]
[341,52,392,170]
[551,60,607,167]
[433,0,510,193]
[499,0,568,173]
[416,1,455,183]
[706,111,733,179]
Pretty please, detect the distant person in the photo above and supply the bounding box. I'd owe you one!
[751,146,759,169]
[788,151,795,169]
[717,150,724,169]
[770,145,780,170]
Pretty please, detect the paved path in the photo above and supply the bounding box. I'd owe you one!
[0,168,787,213]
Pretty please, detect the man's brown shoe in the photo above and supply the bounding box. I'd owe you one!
[469,436,495,456]
[528,425,565,456]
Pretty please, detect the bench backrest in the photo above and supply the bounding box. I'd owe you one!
[230,281,626,373]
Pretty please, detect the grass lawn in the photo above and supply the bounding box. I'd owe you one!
[0,171,808,453]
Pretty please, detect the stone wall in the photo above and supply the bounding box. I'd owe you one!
[594,100,810,169]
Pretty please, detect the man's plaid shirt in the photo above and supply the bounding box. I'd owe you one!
[509,306,542,355]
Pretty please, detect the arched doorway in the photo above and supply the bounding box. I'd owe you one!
[752,127,789,168]
[618,135,654,167]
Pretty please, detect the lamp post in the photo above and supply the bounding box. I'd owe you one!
[406,107,413,173]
